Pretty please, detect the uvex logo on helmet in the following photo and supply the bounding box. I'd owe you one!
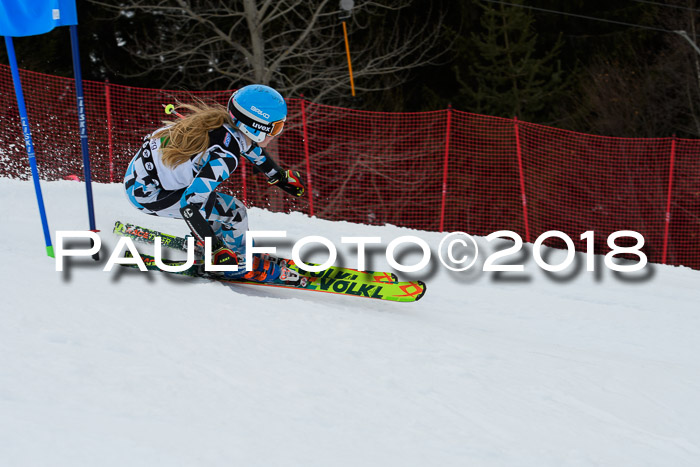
[251,121,271,131]
[250,105,270,120]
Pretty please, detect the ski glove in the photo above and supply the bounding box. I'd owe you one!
[269,169,306,197]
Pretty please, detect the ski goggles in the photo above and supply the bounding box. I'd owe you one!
[267,118,285,137]
[229,105,285,137]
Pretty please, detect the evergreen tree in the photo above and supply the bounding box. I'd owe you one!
[460,0,567,122]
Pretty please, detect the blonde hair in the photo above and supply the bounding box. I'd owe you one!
[153,101,235,168]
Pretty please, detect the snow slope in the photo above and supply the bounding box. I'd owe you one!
[1,177,699,467]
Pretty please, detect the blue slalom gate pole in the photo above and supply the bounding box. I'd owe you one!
[69,24,99,260]
[4,36,54,258]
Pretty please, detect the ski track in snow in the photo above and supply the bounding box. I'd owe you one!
[1,178,699,467]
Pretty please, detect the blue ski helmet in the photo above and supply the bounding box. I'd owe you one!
[227,84,287,143]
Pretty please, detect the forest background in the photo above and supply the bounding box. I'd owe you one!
[2,0,700,139]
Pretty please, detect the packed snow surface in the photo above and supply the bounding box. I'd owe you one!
[1,178,698,467]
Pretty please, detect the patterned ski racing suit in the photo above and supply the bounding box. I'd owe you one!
[123,124,281,254]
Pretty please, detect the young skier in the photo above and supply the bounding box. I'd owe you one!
[123,84,305,282]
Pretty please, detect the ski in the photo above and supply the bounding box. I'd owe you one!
[113,220,188,251]
[120,252,426,303]
[113,220,398,283]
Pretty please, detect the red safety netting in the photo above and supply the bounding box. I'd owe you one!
[1,64,699,270]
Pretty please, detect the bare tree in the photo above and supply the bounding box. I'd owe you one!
[571,1,700,138]
[87,0,446,106]
[657,0,700,137]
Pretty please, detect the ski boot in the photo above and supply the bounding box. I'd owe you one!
[209,246,282,283]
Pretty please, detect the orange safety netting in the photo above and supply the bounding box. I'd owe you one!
[1,64,699,270]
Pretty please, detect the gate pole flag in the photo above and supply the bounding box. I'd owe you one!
[1,0,98,259]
